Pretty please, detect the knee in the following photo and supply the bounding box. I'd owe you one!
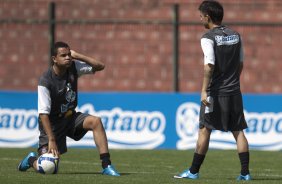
[232,131,244,140]
[199,127,211,138]
[85,116,103,130]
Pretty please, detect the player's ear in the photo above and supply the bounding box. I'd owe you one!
[52,56,57,64]
[206,15,212,23]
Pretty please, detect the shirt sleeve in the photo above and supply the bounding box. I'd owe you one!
[201,38,215,65]
[38,85,51,114]
[74,60,95,77]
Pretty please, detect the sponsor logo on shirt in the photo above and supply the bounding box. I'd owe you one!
[215,34,239,46]
[60,83,76,114]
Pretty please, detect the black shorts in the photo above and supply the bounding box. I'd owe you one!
[38,112,89,155]
[199,93,248,131]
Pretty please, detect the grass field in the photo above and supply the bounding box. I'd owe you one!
[0,148,281,184]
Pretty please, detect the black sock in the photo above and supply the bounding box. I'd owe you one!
[190,153,205,174]
[28,156,37,167]
[239,152,250,175]
[100,153,111,169]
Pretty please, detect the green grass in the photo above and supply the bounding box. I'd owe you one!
[0,148,281,184]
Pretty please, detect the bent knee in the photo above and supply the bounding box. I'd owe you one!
[83,116,103,130]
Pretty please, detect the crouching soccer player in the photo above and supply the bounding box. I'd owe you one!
[18,41,120,176]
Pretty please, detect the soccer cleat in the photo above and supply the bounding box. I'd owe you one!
[18,152,37,171]
[237,174,252,181]
[174,169,199,179]
[102,165,120,176]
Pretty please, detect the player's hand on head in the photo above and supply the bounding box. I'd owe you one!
[70,50,77,58]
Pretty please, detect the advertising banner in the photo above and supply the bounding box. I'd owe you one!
[0,91,281,150]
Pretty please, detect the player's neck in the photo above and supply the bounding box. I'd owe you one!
[52,64,67,76]
[212,24,221,28]
[211,21,222,29]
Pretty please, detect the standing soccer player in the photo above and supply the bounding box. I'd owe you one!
[18,41,120,176]
[174,0,251,181]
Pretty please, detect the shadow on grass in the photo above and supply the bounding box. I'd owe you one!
[227,177,282,181]
[250,177,282,181]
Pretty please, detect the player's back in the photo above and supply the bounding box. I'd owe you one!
[203,26,242,96]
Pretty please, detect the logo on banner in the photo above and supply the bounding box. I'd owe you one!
[0,104,166,149]
[0,107,39,147]
[176,102,282,150]
[69,103,166,149]
[176,103,199,149]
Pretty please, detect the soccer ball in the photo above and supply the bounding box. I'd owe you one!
[37,153,59,174]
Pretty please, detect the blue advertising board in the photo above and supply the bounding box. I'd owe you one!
[0,91,281,150]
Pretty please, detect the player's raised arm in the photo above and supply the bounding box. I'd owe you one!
[70,50,105,71]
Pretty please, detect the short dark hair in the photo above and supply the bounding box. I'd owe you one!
[198,0,224,24]
[52,41,70,56]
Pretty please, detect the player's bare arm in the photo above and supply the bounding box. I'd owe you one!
[39,114,60,157]
[201,63,214,106]
[70,50,105,71]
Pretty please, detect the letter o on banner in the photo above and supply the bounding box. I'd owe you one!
[149,117,161,132]
[26,115,38,129]
[275,118,282,133]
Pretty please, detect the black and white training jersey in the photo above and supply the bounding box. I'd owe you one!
[38,60,94,121]
[201,25,244,96]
